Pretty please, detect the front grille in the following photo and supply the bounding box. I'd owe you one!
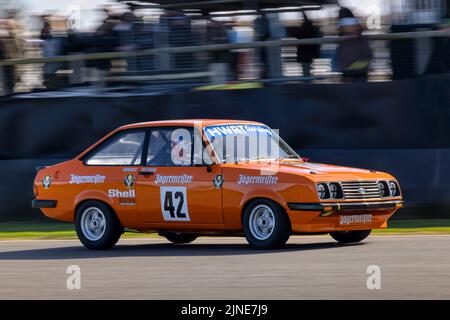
[340,181,381,200]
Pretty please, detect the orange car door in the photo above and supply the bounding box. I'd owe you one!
[81,129,147,209]
[135,127,224,225]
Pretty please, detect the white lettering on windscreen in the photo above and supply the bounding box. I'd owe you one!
[205,125,272,137]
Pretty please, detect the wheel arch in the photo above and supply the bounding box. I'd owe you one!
[74,190,113,216]
[74,198,120,225]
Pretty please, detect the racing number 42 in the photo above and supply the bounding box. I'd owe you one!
[164,191,185,218]
[160,187,190,221]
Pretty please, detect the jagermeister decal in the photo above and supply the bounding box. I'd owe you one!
[213,174,224,189]
[42,175,52,189]
[124,174,135,188]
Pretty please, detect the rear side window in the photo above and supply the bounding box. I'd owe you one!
[85,131,145,166]
[147,127,193,166]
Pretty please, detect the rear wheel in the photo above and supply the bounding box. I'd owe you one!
[159,231,198,244]
[330,230,372,244]
[75,201,123,250]
[243,199,291,249]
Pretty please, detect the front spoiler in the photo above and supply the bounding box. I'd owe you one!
[287,200,404,214]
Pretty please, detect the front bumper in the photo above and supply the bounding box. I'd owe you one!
[32,199,57,209]
[288,200,404,214]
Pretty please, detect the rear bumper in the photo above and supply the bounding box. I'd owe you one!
[32,199,57,209]
[288,200,404,213]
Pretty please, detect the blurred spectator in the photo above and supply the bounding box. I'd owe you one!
[254,11,271,79]
[128,18,157,72]
[40,15,70,89]
[97,7,121,36]
[206,15,229,61]
[0,18,22,95]
[160,10,194,69]
[226,20,239,80]
[91,8,121,74]
[204,13,233,79]
[115,12,139,51]
[290,11,322,78]
[227,19,252,80]
[40,15,52,40]
[338,6,356,25]
[254,12,285,79]
[268,13,286,79]
[115,12,141,72]
[336,9,372,82]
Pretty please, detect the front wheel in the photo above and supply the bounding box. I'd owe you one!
[75,201,123,250]
[329,230,372,244]
[243,199,291,249]
[159,231,198,244]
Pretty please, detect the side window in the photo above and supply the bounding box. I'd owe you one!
[147,127,193,166]
[85,131,145,165]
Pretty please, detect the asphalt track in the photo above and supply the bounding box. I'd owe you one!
[0,235,449,299]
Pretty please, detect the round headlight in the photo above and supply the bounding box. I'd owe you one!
[329,183,342,199]
[389,181,399,197]
[317,183,329,199]
[378,181,389,197]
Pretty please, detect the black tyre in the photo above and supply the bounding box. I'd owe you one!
[159,231,198,244]
[75,201,123,250]
[329,230,372,244]
[243,199,291,249]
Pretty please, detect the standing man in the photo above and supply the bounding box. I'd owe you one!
[336,8,373,82]
[291,11,322,78]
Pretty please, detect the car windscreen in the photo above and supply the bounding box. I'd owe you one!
[203,124,300,163]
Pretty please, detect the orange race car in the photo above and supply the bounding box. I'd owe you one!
[32,119,404,250]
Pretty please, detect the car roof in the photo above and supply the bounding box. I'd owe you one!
[77,119,268,160]
[119,119,265,130]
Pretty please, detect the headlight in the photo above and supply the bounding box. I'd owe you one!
[316,183,329,199]
[389,181,400,197]
[378,181,389,197]
[329,183,343,199]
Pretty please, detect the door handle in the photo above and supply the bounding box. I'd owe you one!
[139,171,154,176]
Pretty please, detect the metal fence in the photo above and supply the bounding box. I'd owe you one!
[1,28,450,95]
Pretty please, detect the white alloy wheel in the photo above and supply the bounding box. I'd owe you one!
[248,204,276,241]
[80,207,106,241]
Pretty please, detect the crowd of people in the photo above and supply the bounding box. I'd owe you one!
[0,5,375,95]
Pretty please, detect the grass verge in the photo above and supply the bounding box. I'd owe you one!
[373,219,450,235]
[0,222,157,240]
[0,219,449,240]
